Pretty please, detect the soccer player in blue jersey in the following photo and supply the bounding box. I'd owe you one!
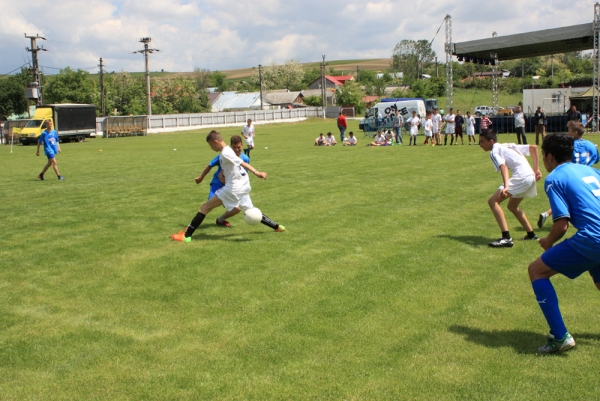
[528,133,600,354]
[194,135,250,227]
[538,121,599,228]
[36,120,64,180]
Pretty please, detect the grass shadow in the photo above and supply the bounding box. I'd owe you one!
[435,234,490,247]
[449,325,600,355]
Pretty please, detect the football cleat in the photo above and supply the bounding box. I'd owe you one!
[488,237,514,248]
[215,218,231,227]
[538,332,575,354]
[521,234,539,241]
[58,176,65,180]
[537,212,548,229]
[171,230,191,242]
[38,173,44,181]
[275,225,286,232]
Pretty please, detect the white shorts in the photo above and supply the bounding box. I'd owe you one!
[215,186,254,211]
[467,127,475,136]
[499,175,537,198]
[245,138,254,147]
[446,125,455,134]
[425,130,432,137]
[410,127,418,136]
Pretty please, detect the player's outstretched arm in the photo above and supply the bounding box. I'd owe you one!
[241,161,267,180]
[529,145,542,181]
[539,217,569,250]
[195,164,213,184]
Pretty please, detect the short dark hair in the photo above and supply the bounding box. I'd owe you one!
[479,129,497,142]
[206,130,222,142]
[542,133,574,163]
[349,131,354,136]
[327,132,332,135]
[230,135,243,145]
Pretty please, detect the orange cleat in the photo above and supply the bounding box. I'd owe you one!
[171,230,191,242]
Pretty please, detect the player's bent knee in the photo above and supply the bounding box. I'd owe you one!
[528,258,554,282]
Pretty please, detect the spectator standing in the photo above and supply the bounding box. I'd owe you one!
[533,106,547,145]
[393,109,404,145]
[444,108,455,146]
[407,111,420,146]
[241,119,255,159]
[466,112,476,145]
[454,110,464,145]
[514,106,528,144]
[567,104,582,124]
[480,111,492,132]
[432,108,442,146]
[337,112,347,143]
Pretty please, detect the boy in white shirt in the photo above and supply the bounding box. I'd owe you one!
[479,130,541,248]
[466,111,476,145]
[241,119,255,159]
[423,112,434,145]
[432,108,442,146]
[444,108,455,146]
[407,110,420,146]
[325,132,337,146]
[343,131,357,146]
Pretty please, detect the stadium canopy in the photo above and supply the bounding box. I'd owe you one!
[452,23,594,61]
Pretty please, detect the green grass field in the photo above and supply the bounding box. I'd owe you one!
[2,120,600,400]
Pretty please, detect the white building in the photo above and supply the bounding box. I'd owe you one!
[522,87,587,115]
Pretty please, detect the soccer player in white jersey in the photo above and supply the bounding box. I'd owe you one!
[241,119,255,159]
[432,108,442,146]
[479,130,542,248]
[407,111,420,146]
[465,111,476,145]
[538,121,599,228]
[423,112,434,145]
[444,108,455,146]
[171,130,285,242]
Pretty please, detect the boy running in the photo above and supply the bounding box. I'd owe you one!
[479,130,541,247]
[538,121,599,228]
[527,133,600,354]
[36,120,65,180]
[171,131,284,242]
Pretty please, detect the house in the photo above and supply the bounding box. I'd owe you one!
[207,92,222,107]
[307,75,355,91]
[301,88,336,106]
[211,91,271,112]
[265,91,304,108]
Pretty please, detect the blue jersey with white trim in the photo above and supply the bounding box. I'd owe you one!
[544,162,600,261]
[572,138,599,166]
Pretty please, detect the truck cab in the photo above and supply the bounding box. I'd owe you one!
[18,108,53,145]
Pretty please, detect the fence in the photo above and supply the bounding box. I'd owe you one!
[478,115,572,134]
[99,116,148,138]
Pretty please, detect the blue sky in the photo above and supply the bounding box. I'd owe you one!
[0,0,594,75]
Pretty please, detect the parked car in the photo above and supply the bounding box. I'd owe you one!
[474,106,494,116]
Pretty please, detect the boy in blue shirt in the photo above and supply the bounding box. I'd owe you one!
[528,133,600,354]
[36,120,64,180]
[537,121,599,227]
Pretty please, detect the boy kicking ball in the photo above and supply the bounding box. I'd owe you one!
[528,133,600,354]
[479,130,541,247]
[171,130,284,242]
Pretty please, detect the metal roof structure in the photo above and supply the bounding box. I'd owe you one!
[211,92,270,111]
[452,23,594,61]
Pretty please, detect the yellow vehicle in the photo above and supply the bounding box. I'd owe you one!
[19,104,96,145]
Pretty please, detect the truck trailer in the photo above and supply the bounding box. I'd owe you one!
[18,104,96,145]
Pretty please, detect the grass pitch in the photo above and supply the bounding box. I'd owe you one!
[1,120,599,400]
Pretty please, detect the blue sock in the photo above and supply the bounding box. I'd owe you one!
[532,278,567,339]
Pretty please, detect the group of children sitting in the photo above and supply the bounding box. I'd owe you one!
[314,132,357,146]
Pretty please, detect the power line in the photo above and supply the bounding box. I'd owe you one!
[0,63,30,77]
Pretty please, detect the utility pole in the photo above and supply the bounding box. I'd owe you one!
[356,65,360,82]
[25,33,47,106]
[258,64,264,110]
[133,37,159,115]
[99,58,106,117]
[321,55,326,118]
[435,56,438,78]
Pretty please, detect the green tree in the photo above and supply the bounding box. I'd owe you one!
[193,67,212,91]
[335,81,366,114]
[104,71,145,115]
[257,59,305,91]
[210,71,229,91]
[302,67,321,87]
[44,67,98,105]
[0,72,28,119]
[304,95,322,106]
[391,40,436,83]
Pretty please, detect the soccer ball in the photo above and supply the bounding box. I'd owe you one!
[244,207,262,225]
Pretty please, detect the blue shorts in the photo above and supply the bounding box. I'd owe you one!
[541,239,600,283]
[46,153,56,160]
[208,182,223,199]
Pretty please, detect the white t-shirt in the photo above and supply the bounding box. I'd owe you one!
[375,133,386,143]
[346,136,357,144]
[432,114,442,132]
[445,114,455,133]
[242,124,255,145]
[424,119,433,135]
[490,143,533,179]
[220,146,250,191]
[407,117,420,135]
[466,116,475,134]
[325,135,336,144]
[514,113,525,128]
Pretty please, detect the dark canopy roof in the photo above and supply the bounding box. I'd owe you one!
[453,23,594,61]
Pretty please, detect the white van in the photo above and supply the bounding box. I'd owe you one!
[360,98,427,132]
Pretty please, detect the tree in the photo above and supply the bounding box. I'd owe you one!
[304,95,322,107]
[391,40,436,83]
[210,71,230,92]
[193,67,212,91]
[104,71,145,115]
[44,67,98,105]
[257,59,305,91]
[335,81,366,114]
[0,74,27,119]
[302,67,321,87]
